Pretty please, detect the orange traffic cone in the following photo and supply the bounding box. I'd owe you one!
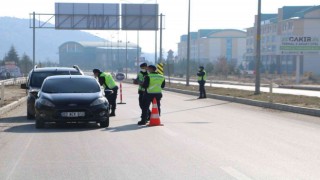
[148,98,163,126]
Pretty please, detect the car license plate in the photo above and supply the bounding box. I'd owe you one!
[61,112,85,117]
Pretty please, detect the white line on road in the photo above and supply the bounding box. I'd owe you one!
[6,134,34,180]
[221,166,253,180]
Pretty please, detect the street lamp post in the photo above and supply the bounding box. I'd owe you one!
[186,0,191,86]
[255,0,262,95]
[155,0,158,64]
[136,31,140,74]
[125,32,129,79]
[117,39,122,72]
[32,12,35,67]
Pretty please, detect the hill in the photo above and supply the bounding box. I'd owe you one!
[0,17,104,63]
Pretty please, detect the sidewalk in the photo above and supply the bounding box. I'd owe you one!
[279,84,320,91]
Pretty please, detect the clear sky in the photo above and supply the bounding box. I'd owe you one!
[1,0,319,55]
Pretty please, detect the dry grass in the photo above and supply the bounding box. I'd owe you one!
[167,83,320,109]
[0,85,26,107]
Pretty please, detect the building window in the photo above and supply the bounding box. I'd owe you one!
[226,38,233,61]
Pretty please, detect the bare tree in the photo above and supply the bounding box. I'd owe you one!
[214,56,229,77]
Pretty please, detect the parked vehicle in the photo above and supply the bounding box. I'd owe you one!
[34,75,110,128]
[21,65,83,119]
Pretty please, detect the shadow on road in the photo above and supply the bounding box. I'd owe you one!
[163,102,232,115]
[0,116,30,123]
[184,98,201,101]
[4,122,100,133]
[105,123,147,132]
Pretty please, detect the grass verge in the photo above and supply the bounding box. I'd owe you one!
[167,83,320,109]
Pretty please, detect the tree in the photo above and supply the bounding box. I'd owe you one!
[4,46,19,64]
[205,62,214,74]
[19,53,33,75]
[214,56,229,76]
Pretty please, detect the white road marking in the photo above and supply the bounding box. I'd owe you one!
[221,166,253,180]
[6,134,34,180]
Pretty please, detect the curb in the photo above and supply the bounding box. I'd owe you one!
[0,96,27,116]
[164,87,320,117]
[279,85,320,91]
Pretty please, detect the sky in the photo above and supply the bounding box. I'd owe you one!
[1,0,319,56]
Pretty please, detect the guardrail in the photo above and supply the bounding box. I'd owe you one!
[0,77,27,86]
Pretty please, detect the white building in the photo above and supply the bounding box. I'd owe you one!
[178,29,246,65]
[246,6,320,75]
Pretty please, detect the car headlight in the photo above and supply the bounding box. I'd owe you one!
[38,99,55,107]
[91,98,107,106]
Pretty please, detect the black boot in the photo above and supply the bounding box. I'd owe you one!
[146,110,151,122]
[110,110,116,117]
[137,120,147,125]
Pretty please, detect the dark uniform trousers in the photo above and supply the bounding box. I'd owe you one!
[198,80,206,98]
[141,93,162,121]
[138,91,145,110]
[107,86,118,111]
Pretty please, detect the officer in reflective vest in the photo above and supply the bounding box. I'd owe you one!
[138,65,165,125]
[197,66,207,99]
[93,69,118,117]
[136,63,148,112]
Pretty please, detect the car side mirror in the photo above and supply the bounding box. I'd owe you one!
[20,83,27,89]
[104,90,113,96]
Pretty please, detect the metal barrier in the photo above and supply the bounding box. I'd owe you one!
[0,77,27,86]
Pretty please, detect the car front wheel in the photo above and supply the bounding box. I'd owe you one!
[27,112,35,120]
[35,117,44,129]
[99,118,109,128]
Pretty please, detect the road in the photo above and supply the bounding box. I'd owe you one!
[127,73,320,97]
[1,83,320,180]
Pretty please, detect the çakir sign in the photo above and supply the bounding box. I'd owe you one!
[280,36,320,52]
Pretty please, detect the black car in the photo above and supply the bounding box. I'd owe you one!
[21,65,83,119]
[34,75,110,128]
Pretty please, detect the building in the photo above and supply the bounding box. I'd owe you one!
[177,29,246,64]
[246,6,320,75]
[0,61,22,79]
[59,41,141,71]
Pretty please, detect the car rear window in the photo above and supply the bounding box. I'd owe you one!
[30,71,81,88]
[42,78,100,93]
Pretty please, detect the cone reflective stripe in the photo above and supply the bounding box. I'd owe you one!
[148,98,163,126]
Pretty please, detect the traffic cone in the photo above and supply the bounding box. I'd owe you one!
[148,98,163,126]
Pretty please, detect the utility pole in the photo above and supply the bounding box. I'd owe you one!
[136,31,140,74]
[186,0,191,86]
[125,32,128,79]
[33,12,36,67]
[159,14,163,63]
[154,0,158,64]
[255,0,262,95]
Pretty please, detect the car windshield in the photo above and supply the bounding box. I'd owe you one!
[30,71,81,88]
[42,78,100,93]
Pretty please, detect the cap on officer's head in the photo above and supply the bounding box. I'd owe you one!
[148,65,157,71]
[93,69,101,74]
[140,63,147,68]
[199,66,204,69]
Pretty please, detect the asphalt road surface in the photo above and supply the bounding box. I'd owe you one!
[1,83,320,180]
